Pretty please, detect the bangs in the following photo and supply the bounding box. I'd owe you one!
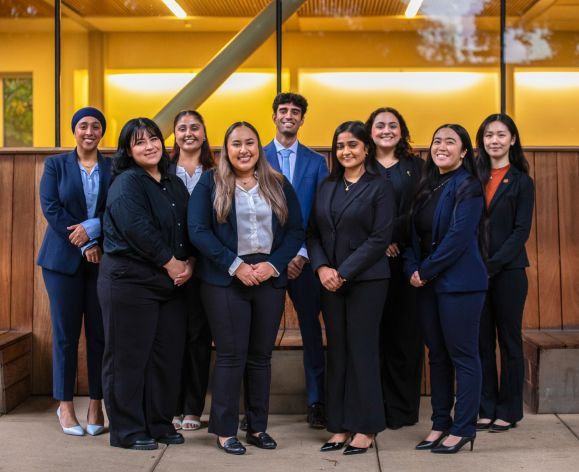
[129,122,163,147]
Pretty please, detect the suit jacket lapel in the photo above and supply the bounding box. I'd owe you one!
[292,143,308,189]
[334,174,370,227]
[67,150,88,217]
[265,143,282,173]
[96,152,110,211]
[488,167,517,213]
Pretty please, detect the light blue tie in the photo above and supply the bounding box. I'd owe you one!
[280,148,292,182]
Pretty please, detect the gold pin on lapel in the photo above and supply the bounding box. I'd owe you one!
[407,170,411,176]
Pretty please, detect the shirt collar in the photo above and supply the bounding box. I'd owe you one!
[273,138,299,155]
[77,160,99,176]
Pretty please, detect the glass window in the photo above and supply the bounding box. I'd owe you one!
[507,0,579,146]
[2,76,33,147]
[284,0,501,146]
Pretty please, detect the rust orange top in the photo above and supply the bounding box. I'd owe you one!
[485,164,510,208]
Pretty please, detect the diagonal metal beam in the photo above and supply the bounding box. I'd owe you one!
[154,0,307,137]
[518,0,557,25]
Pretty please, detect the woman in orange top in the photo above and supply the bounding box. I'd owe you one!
[475,114,534,433]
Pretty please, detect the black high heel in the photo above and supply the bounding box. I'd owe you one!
[415,431,448,450]
[320,441,346,452]
[343,434,374,455]
[476,419,493,431]
[431,436,475,454]
[489,421,517,433]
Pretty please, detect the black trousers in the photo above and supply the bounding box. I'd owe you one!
[176,276,212,417]
[98,254,187,447]
[380,256,422,427]
[201,278,285,437]
[322,279,388,434]
[479,269,528,423]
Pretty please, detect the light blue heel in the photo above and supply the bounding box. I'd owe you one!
[86,424,105,436]
[56,407,85,436]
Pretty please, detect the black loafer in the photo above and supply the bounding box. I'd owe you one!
[156,432,184,444]
[125,437,158,450]
[307,403,327,429]
[239,416,248,432]
[217,437,246,455]
[320,441,346,452]
[489,421,517,433]
[246,432,277,449]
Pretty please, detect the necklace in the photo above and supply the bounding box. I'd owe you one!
[343,178,357,192]
[432,178,450,192]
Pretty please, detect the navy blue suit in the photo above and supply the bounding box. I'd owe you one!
[404,167,488,438]
[37,150,111,400]
[188,170,304,436]
[264,141,329,407]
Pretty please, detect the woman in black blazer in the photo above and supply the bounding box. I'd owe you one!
[404,124,487,454]
[475,114,534,432]
[366,107,423,429]
[98,118,194,450]
[307,121,395,455]
[188,121,303,455]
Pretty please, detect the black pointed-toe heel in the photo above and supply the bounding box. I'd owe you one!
[320,441,346,452]
[476,420,493,431]
[343,443,373,455]
[431,436,475,454]
[415,431,448,450]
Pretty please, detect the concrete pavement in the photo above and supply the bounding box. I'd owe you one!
[0,397,577,471]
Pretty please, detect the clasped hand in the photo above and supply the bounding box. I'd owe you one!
[410,270,426,288]
[164,257,193,286]
[67,224,89,247]
[317,266,343,292]
[234,262,275,286]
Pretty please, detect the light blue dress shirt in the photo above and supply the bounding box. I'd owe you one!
[78,161,101,254]
[273,138,308,260]
[228,184,279,277]
[176,164,203,195]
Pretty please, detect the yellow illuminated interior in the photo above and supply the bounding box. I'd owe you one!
[299,70,499,146]
[515,70,579,146]
[103,70,289,148]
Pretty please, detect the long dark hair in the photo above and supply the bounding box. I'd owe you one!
[413,123,479,209]
[329,120,379,180]
[112,118,170,176]
[476,113,529,187]
[364,106,414,160]
[172,110,214,170]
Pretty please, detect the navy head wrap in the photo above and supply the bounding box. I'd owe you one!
[71,107,106,136]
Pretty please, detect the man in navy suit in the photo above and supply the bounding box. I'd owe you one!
[264,93,329,428]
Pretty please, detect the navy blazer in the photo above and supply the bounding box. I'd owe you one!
[485,167,534,277]
[187,170,304,287]
[264,141,328,231]
[37,150,112,275]
[307,172,395,282]
[403,167,488,293]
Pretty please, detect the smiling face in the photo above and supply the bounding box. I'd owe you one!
[174,113,205,155]
[226,125,260,177]
[336,131,367,174]
[74,117,103,154]
[430,127,466,174]
[273,102,304,138]
[483,120,515,163]
[371,111,402,150]
[130,129,163,174]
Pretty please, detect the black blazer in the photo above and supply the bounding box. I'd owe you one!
[485,167,534,277]
[377,155,423,246]
[307,172,395,282]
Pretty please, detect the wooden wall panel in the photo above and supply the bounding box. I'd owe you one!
[32,155,53,394]
[0,156,14,331]
[557,152,579,329]
[523,152,539,329]
[10,156,36,331]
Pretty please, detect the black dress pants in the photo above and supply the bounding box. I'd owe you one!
[479,268,528,423]
[98,254,187,447]
[322,279,388,434]
[176,276,212,417]
[380,256,422,427]
[201,278,285,437]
